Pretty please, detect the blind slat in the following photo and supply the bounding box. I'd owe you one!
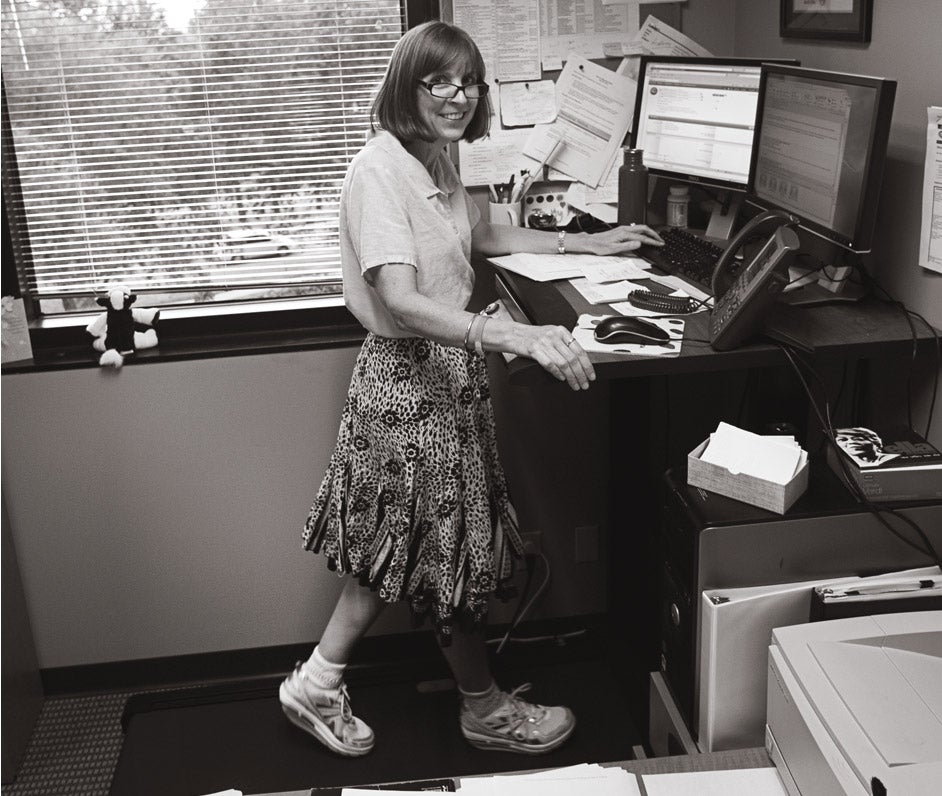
[3,0,403,306]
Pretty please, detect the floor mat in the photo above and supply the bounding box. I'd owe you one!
[110,654,640,796]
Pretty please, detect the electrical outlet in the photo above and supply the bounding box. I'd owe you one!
[521,531,542,556]
[574,525,599,563]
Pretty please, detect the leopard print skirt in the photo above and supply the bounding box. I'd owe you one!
[303,333,524,643]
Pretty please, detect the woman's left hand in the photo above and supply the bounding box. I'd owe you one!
[577,224,664,255]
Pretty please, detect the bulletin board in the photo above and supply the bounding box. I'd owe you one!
[441,1,703,225]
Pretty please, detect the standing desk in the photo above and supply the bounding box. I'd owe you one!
[490,264,941,732]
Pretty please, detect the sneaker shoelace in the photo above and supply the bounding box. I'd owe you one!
[497,684,548,734]
[294,663,355,727]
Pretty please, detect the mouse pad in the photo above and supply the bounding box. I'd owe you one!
[572,314,684,357]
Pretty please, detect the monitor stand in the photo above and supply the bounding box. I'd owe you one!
[705,191,743,241]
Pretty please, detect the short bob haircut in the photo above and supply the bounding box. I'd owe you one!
[372,21,491,144]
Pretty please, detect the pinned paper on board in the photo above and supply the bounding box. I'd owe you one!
[499,80,558,127]
[523,56,636,188]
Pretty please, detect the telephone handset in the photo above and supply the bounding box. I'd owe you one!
[710,210,800,298]
[709,214,801,351]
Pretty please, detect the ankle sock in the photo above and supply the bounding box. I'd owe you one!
[302,646,346,690]
[460,681,503,718]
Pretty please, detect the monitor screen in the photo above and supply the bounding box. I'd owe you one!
[748,65,896,253]
[631,57,797,192]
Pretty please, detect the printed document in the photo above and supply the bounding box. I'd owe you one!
[920,106,942,273]
[539,0,641,70]
[453,0,542,83]
[458,128,533,187]
[524,55,637,188]
[621,14,713,57]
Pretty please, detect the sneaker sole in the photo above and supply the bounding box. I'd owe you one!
[279,684,374,757]
[462,717,575,755]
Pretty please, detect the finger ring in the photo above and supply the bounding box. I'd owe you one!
[565,337,576,347]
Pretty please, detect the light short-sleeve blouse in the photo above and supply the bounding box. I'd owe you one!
[339,131,481,337]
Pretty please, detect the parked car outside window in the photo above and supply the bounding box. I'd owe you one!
[215,229,297,261]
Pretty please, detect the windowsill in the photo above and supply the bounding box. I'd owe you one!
[2,296,367,374]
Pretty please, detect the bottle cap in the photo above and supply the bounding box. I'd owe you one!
[669,185,689,196]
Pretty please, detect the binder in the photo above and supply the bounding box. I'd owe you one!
[698,566,941,752]
[811,576,942,621]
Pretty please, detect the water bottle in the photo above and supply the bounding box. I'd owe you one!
[666,185,690,228]
[618,148,648,227]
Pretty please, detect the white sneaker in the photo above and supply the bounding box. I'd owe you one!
[460,683,575,754]
[278,662,375,756]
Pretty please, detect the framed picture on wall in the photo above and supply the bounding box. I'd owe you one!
[780,0,873,43]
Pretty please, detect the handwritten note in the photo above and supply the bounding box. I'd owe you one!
[499,80,558,127]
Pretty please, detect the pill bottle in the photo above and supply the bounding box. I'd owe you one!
[666,185,690,228]
[617,148,648,226]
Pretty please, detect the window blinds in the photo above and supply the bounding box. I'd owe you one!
[2,0,403,305]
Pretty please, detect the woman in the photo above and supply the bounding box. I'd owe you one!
[279,20,663,758]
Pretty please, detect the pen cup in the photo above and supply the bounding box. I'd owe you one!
[488,200,522,227]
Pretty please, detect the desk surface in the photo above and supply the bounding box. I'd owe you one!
[251,747,772,795]
[495,268,939,385]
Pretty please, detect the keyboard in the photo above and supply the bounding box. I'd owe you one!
[636,228,725,293]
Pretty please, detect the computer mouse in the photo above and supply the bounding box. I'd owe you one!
[593,315,672,346]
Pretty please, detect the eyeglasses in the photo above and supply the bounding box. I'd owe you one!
[417,80,489,100]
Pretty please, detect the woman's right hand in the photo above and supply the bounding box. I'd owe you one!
[515,324,595,390]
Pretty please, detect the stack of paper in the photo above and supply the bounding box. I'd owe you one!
[456,764,641,796]
[699,422,806,485]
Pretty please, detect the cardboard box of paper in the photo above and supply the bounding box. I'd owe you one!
[688,423,809,514]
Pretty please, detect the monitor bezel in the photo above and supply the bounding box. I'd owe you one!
[629,56,800,193]
[746,64,896,254]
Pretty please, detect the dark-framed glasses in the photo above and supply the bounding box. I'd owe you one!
[417,80,489,99]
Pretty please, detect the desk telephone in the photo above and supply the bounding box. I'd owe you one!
[709,211,801,351]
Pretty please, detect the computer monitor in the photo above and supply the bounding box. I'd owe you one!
[747,64,897,255]
[631,56,798,238]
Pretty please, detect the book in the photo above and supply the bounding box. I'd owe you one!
[826,426,942,502]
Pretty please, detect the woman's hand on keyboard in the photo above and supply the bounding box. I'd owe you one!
[575,224,664,255]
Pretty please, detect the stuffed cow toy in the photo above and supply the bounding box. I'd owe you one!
[86,285,159,368]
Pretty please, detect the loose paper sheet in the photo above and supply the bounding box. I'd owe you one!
[523,55,637,188]
[920,106,942,273]
[642,768,788,796]
[615,14,712,79]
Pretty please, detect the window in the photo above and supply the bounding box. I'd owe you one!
[2,0,406,317]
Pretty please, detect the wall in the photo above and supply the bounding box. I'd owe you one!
[1,340,612,669]
[730,0,942,443]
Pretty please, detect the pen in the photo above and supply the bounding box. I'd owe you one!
[489,184,499,203]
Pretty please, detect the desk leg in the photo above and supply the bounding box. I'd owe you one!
[606,377,667,737]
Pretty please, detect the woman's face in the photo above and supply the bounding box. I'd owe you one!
[415,66,480,146]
